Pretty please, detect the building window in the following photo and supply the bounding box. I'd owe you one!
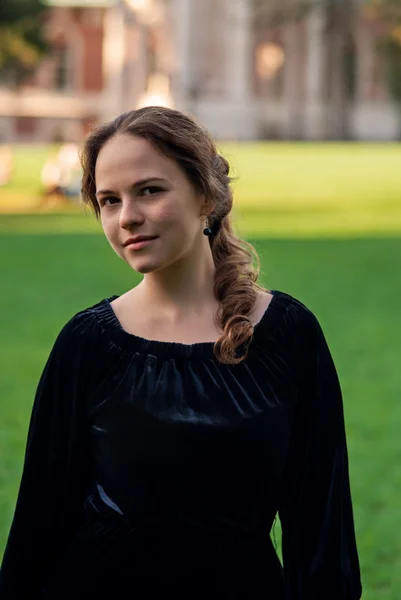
[15,117,38,135]
[54,46,74,90]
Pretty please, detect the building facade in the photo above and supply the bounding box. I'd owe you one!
[0,0,398,142]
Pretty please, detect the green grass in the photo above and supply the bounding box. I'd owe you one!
[0,143,401,598]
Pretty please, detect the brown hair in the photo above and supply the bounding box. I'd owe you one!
[80,106,268,364]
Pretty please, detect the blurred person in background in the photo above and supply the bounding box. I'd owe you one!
[40,143,81,206]
[40,150,63,202]
[0,107,362,599]
[57,143,82,199]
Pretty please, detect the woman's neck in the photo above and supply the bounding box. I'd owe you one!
[137,250,218,318]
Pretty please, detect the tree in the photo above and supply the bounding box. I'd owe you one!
[0,0,49,87]
[365,0,401,114]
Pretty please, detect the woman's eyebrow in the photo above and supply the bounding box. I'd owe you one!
[96,177,168,198]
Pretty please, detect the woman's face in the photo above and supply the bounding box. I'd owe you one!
[95,133,207,274]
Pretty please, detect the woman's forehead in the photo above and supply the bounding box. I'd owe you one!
[95,134,179,184]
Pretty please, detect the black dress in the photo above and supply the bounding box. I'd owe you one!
[0,289,362,599]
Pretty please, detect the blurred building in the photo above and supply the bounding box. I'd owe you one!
[0,0,398,142]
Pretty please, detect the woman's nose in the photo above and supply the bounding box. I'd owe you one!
[119,198,145,229]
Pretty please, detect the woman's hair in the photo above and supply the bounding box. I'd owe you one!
[80,106,267,365]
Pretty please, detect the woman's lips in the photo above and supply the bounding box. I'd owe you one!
[125,237,158,250]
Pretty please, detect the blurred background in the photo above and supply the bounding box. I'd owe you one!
[0,1,400,599]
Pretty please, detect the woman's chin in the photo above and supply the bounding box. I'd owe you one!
[126,258,162,274]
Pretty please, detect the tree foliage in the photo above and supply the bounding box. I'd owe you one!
[252,0,316,29]
[364,0,401,105]
[0,0,49,86]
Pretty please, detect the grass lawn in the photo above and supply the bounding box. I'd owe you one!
[1,141,401,237]
[0,143,400,598]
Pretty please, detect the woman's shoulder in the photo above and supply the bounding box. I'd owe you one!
[270,289,331,359]
[52,296,113,350]
[268,288,318,322]
[258,288,323,343]
[39,298,120,393]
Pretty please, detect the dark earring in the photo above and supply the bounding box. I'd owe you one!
[203,217,212,236]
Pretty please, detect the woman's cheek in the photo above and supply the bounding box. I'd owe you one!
[152,206,178,226]
[102,223,115,245]
[101,216,120,251]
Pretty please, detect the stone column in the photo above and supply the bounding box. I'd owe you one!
[282,20,302,139]
[169,0,193,111]
[101,1,126,121]
[304,2,326,139]
[225,0,252,103]
[221,0,257,138]
[124,17,149,110]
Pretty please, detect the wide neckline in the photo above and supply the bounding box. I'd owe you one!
[94,289,289,359]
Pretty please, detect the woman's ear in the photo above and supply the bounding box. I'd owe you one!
[199,196,216,217]
[199,197,209,218]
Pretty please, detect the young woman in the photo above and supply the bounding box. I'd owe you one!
[0,107,362,599]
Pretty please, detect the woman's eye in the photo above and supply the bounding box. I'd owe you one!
[140,186,162,197]
[103,197,119,206]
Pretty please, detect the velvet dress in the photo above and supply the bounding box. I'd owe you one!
[0,289,362,599]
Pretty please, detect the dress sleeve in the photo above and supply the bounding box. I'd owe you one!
[0,312,95,599]
[278,305,362,600]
